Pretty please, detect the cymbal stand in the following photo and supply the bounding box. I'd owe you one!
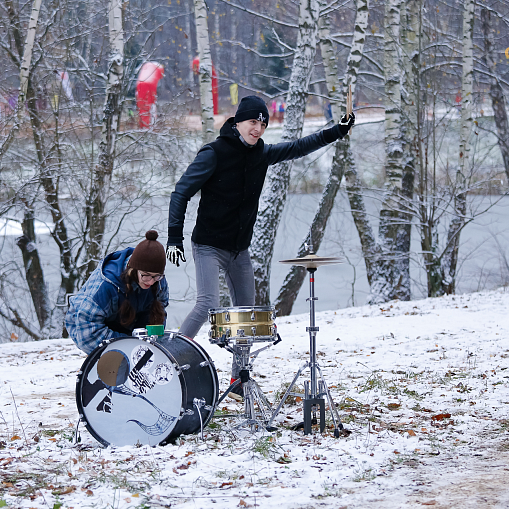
[267,266,343,437]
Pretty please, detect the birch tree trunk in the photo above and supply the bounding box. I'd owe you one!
[0,0,42,159]
[440,0,474,295]
[368,0,412,304]
[481,8,509,181]
[194,0,215,144]
[250,0,320,306]
[275,0,369,316]
[85,0,125,279]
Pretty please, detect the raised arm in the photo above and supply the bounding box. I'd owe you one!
[264,113,355,165]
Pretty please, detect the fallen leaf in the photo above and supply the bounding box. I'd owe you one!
[407,429,417,436]
[220,482,233,488]
[420,501,437,506]
[10,435,21,441]
[431,413,451,422]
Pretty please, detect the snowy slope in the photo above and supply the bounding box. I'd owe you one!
[1,288,509,508]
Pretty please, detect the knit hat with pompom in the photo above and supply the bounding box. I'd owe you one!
[129,230,166,273]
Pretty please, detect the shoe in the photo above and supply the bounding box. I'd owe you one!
[228,378,243,402]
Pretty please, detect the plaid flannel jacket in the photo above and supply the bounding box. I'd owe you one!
[65,251,169,354]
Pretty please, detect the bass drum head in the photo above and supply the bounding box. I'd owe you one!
[76,337,184,447]
[76,333,219,447]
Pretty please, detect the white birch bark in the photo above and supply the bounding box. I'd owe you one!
[0,0,42,159]
[441,0,474,294]
[274,0,370,315]
[86,0,125,277]
[250,0,320,305]
[458,0,474,181]
[194,0,215,144]
[367,0,414,304]
[383,0,404,190]
[17,0,42,114]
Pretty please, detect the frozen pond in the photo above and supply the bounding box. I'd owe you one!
[1,191,508,341]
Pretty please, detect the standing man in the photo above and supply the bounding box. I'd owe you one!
[166,96,354,398]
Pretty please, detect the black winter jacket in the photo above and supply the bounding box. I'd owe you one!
[167,118,344,252]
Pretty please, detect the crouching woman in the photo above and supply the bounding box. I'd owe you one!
[66,230,169,355]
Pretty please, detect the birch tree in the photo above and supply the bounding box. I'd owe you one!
[366,0,412,304]
[250,0,320,306]
[85,0,125,279]
[275,0,370,316]
[194,0,215,144]
[440,0,474,295]
[0,0,42,159]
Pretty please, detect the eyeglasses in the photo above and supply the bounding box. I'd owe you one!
[139,272,164,282]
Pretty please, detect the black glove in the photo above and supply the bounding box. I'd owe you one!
[166,244,186,267]
[338,112,355,137]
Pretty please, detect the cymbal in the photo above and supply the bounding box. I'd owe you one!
[279,254,344,268]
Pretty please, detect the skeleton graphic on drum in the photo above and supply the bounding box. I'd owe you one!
[76,334,218,447]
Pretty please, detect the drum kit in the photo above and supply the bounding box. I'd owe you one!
[75,253,345,446]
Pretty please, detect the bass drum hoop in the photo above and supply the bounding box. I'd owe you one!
[159,332,219,442]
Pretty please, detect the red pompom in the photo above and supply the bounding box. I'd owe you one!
[145,230,158,241]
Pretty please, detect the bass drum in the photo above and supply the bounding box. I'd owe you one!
[75,332,218,447]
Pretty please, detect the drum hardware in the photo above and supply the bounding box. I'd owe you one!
[215,336,280,432]
[209,306,280,432]
[267,249,345,437]
[193,398,207,440]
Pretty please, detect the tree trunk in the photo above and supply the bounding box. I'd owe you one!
[86,0,125,279]
[368,0,411,304]
[0,0,42,159]
[250,0,320,306]
[6,0,76,338]
[275,0,369,316]
[194,0,215,144]
[441,0,474,295]
[481,8,509,182]
[16,210,50,332]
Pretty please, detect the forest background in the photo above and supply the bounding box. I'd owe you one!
[0,0,508,343]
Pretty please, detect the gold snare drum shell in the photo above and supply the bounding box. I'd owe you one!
[208,307,277,340]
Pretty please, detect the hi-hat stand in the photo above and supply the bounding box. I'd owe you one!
[267,251,345,437]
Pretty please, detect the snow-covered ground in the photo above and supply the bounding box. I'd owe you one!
[1,288,509,508]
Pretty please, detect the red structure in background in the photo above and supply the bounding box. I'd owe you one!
[136,62,164,129]
[192,57,218,115]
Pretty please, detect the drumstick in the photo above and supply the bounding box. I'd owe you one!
[347,84,353,135]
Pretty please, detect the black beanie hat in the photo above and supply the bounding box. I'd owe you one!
[234,96,269,126]
[129,230,166,274]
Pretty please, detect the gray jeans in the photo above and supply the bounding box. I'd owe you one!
[179,242,255,379]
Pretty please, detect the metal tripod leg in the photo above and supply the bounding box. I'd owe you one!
[234,378,273,432]
[316,365,343,436]
[266,361,309,428]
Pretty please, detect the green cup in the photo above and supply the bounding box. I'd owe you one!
[146,324,165,337]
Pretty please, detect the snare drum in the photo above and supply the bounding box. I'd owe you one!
[208,306,277,343]
[76,332,218,447]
